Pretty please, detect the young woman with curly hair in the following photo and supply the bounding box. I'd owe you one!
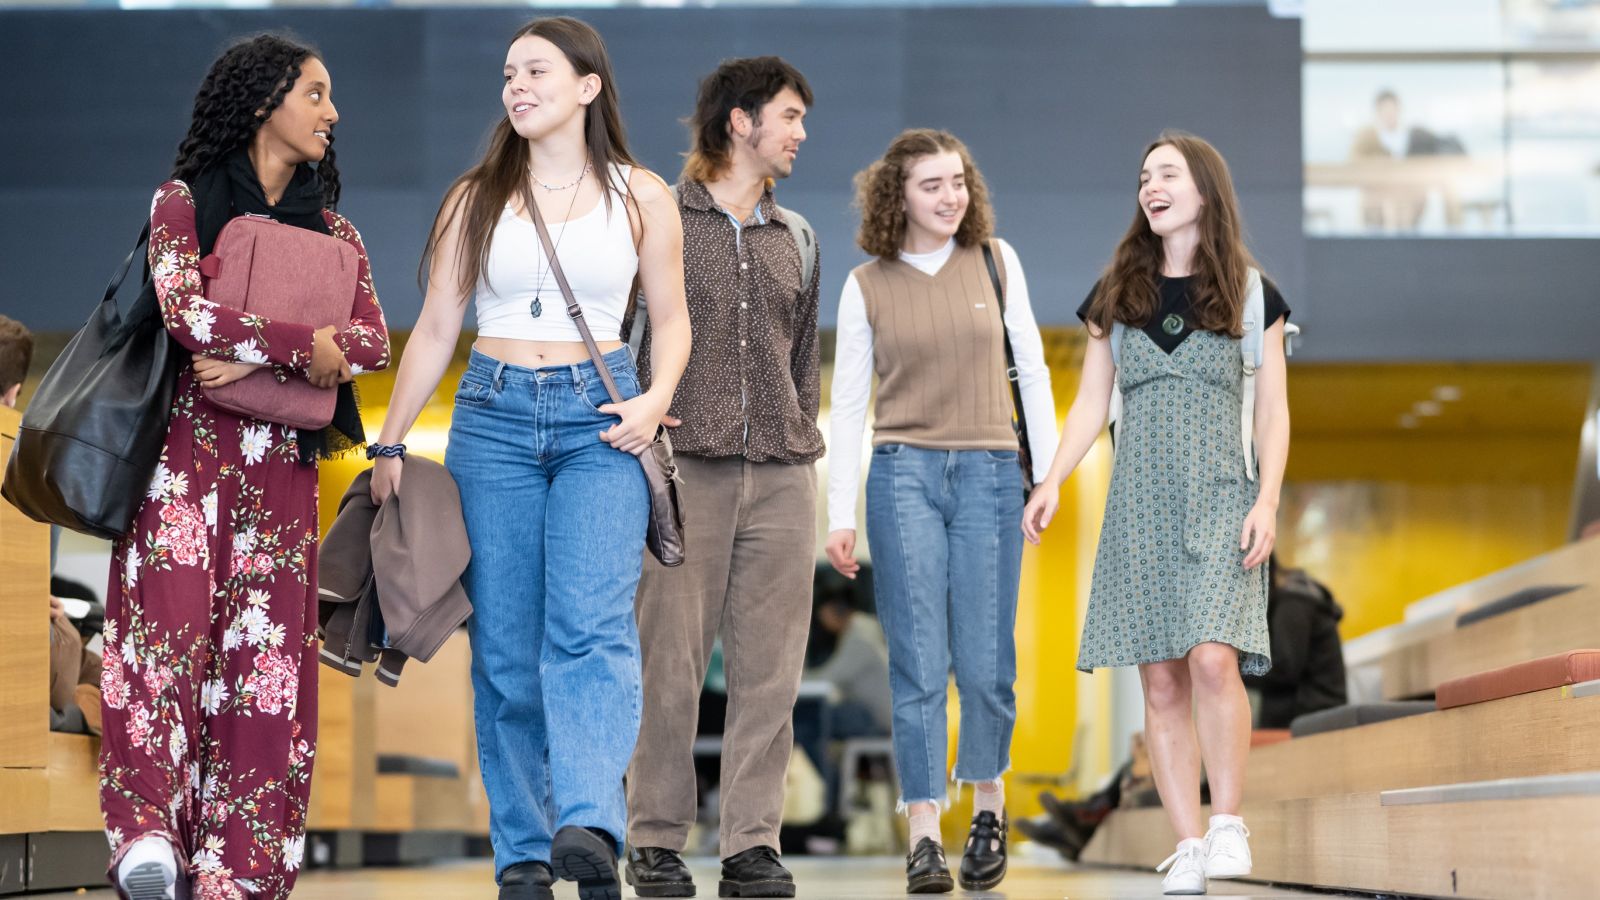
[369,16,689,900]
[97,33,389,900]
[824,129,1057,894]
[1023,131,1291,896]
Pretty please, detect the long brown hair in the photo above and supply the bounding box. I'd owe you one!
[1085,130,1259,338]
[420,16,638,297]
[852,129,994,260]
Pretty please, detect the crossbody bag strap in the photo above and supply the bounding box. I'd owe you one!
[527,192,626,405]
[981,240,1031,455]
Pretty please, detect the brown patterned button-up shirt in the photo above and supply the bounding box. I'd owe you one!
[638,179,824,464]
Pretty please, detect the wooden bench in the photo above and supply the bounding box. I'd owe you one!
[2,406,114,893]
[1081,776,1600,898]
[0,404,50,847]
[1251,683,1600,801]
[1377,540,1600,700]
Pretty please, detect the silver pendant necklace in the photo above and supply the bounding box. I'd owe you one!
[529,164,588,318]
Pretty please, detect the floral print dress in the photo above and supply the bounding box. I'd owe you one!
[99,180,389,899]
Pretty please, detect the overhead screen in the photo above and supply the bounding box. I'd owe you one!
[1303,0,1600,237]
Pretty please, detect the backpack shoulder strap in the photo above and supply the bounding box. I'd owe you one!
[1109,321,1126,370]
[1240,267,1265,372]
[777,204,817,290]
[1238,267,1265,481]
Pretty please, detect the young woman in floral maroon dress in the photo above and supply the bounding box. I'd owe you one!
[98,34,389,900]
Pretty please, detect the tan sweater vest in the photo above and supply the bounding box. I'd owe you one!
[853,242,1019,451]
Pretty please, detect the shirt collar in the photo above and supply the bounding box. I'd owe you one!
[679,178,788,227]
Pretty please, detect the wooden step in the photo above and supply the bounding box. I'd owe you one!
[1,404,51,774]
[1383,588,1600,700]
[372,773,474,833]
[1249,683,1600,800]
[0,767,47,835]
[1081,779,1600,899]
[45,732,101,831]
[307,663,378,832]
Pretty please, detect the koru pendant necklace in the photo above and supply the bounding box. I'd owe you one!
[529,161,590,318]
[1161,313,1185,335]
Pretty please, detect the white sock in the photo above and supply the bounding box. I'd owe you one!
[117,835,176,886]
[972,780,1005,850]
[908,809,941,850]
[1209,813,1244,832]
[973,779,1005,820]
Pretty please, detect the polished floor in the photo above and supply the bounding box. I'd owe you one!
[33,853,1338,900]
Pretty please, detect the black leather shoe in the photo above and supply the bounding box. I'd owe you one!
[905,837,954,894]
[551,826,621,900]
[958,811,1008,890]
[626,846,696,897]
[717,845,794,898]
[498,861,555,900]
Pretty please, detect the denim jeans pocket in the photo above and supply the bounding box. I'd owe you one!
[873,443,906,457]
[574,371,640,414]
[983,449,1019,463]
[454,375,494,407]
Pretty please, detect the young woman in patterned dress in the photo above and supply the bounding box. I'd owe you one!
[100,34,389,900]
[1022,131,1291,896]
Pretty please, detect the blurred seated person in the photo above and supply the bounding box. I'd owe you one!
[0,313,31,409]
[49,576,105,736]
[1243,554,1347,728]
[1349,88,1467,230]
[805,582,892,743]
[791,565,893,828]
[1020,555,1346,858]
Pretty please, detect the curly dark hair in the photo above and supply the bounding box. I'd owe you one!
[853,129,993,260]
[171,33,339,209]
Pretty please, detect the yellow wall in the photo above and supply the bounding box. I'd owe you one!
[1276,363,1588,638]
[1278,481,1573,639]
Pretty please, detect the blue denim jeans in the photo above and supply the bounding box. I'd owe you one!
[864,444,1025,807]
[445,347,649,880]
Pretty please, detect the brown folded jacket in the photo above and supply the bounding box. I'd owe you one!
[318,456,471,685]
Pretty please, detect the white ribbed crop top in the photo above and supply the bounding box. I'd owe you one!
[474,163,639,342]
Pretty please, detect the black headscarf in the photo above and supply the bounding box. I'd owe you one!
[191,149,364,464]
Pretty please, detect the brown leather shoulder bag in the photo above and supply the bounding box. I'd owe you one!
[526,191,686,567]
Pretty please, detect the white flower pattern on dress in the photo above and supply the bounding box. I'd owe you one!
[101,181,388,899]
[240,424,271,465]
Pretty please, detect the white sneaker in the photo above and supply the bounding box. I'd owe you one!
[1204,814,1252,879]
[116,836,178,900]
[1157,838,1208,895]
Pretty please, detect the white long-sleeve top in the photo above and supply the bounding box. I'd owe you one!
[826,238,1059,533]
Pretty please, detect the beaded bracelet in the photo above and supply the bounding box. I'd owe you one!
[366,443,407,460]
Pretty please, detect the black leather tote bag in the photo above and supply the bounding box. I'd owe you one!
[3,225,183,539]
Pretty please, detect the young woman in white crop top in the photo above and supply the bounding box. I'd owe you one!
[368,17,689,900]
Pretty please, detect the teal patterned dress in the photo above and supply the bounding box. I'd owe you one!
[1076,327,1270,675]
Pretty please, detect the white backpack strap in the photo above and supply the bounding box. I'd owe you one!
[628,183,682,354]
[1239,268,1265,481]
[777,205,818,291]
[1107,322,1126,431]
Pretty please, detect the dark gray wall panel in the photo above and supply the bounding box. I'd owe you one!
[1302,238,1600,361]
[1,6,1303,338]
